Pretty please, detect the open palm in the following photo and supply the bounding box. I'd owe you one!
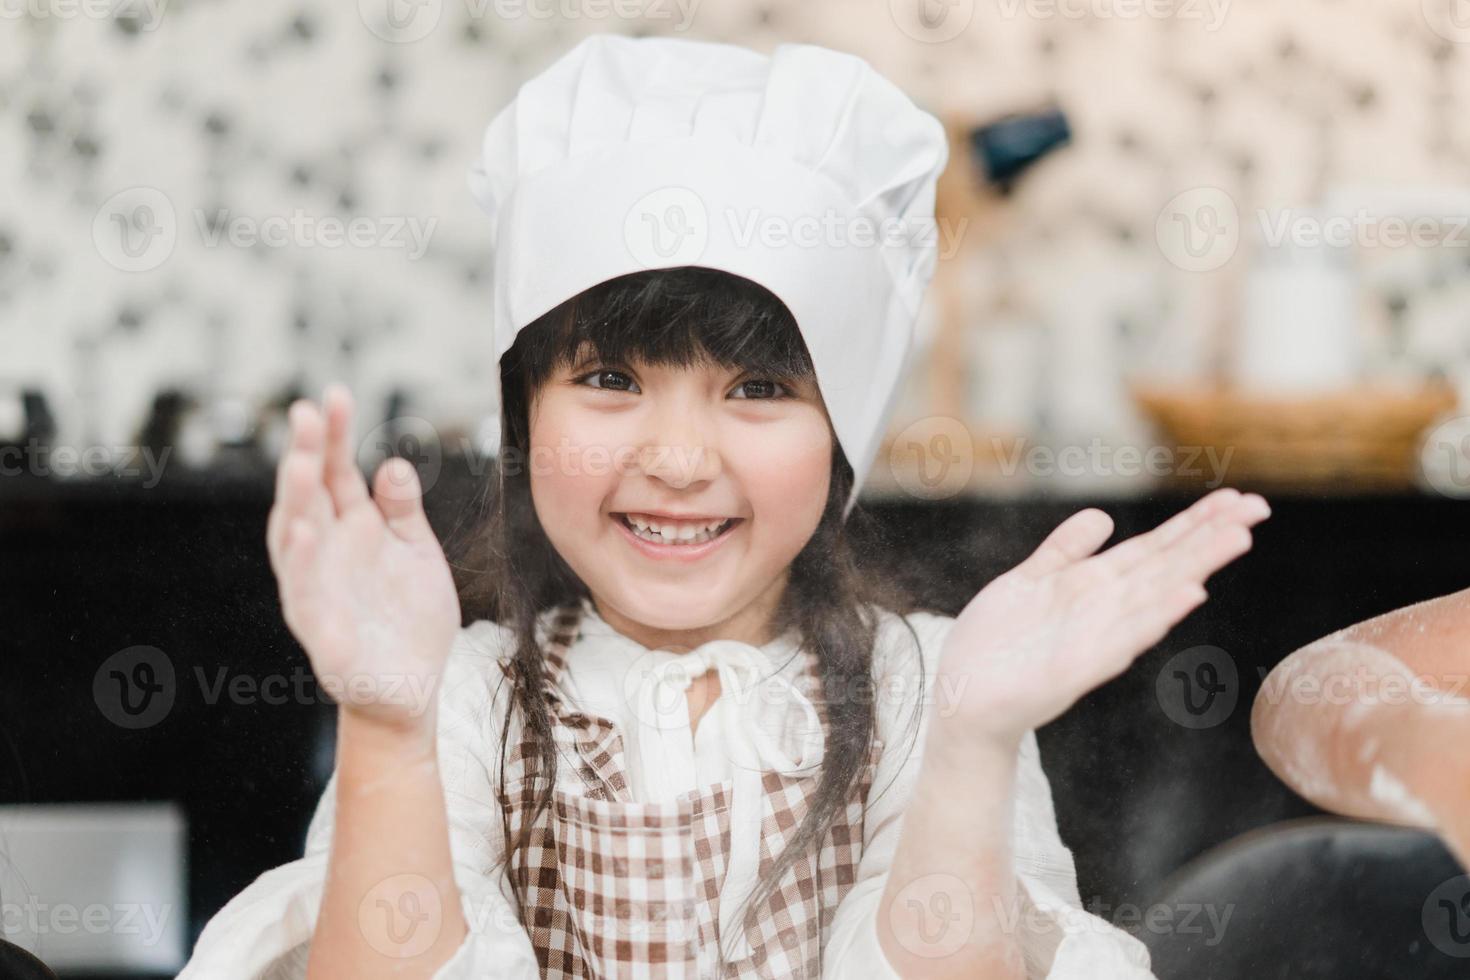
[265,384,460,733]
[939,488,1271,741]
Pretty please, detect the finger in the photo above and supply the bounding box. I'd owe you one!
[267,403,304,563]
[272,398,317,504]
[268,401,332,551]
[265,504,282,576]
[1125,512,1256,605]
[322,382,370,517]
[1011,508,1116,581]
[279,515,324,631]
[1086,582,1210,684]
[373,457,437,545]
[1171,514,1257,585]
[1089,488,1236,576]
[266,426,308,569]
[267,402,334,562]
[1095,500,1266,604]
[1069,581,1209,691]
[1093,488,1261,578]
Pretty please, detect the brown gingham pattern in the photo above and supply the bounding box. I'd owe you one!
[495,601,883,979]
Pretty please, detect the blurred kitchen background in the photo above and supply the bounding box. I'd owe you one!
[5,1,1470,977]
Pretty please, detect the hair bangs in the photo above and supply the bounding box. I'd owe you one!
[517,266,815,396]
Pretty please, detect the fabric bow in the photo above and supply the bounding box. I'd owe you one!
[628,640,826,959]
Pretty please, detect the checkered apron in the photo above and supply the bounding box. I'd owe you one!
[496,601,883,979]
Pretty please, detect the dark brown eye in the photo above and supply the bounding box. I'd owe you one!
[731,378,790,400]
[575,368,639,393]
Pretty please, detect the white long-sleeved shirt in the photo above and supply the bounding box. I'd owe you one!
[178,598,1156,979]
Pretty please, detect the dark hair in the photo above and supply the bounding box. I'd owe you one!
[447,265,933,971]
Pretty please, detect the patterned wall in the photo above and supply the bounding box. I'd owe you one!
[3,0,1468,476]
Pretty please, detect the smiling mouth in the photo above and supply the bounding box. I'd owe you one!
[612,513,742,546]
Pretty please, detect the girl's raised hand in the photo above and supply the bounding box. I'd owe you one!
[264,384,461,735]
[936,487,1271,746]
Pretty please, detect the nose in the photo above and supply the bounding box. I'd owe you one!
[637,400,722,489]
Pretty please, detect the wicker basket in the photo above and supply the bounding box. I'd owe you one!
[1130,382,1459,491]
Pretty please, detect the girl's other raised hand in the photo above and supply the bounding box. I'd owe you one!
[264,383,461,736]
[937,487,1271,747]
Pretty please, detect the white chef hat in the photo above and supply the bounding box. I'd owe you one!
[467,33,948,517]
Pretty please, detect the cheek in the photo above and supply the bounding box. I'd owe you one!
[527,397,619,539]
[731,415,831,533]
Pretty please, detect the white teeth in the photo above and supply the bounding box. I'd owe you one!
[621,514,733,545]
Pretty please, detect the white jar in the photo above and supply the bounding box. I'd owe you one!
[1232,208,1360,393]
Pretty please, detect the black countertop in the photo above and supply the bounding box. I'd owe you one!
[4,459,1466,976]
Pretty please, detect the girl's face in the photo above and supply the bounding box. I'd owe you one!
[528,346,832,645]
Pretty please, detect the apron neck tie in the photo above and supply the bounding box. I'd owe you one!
[628,641,826,961]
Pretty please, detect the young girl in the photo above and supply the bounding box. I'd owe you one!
[179,34,1269,980]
